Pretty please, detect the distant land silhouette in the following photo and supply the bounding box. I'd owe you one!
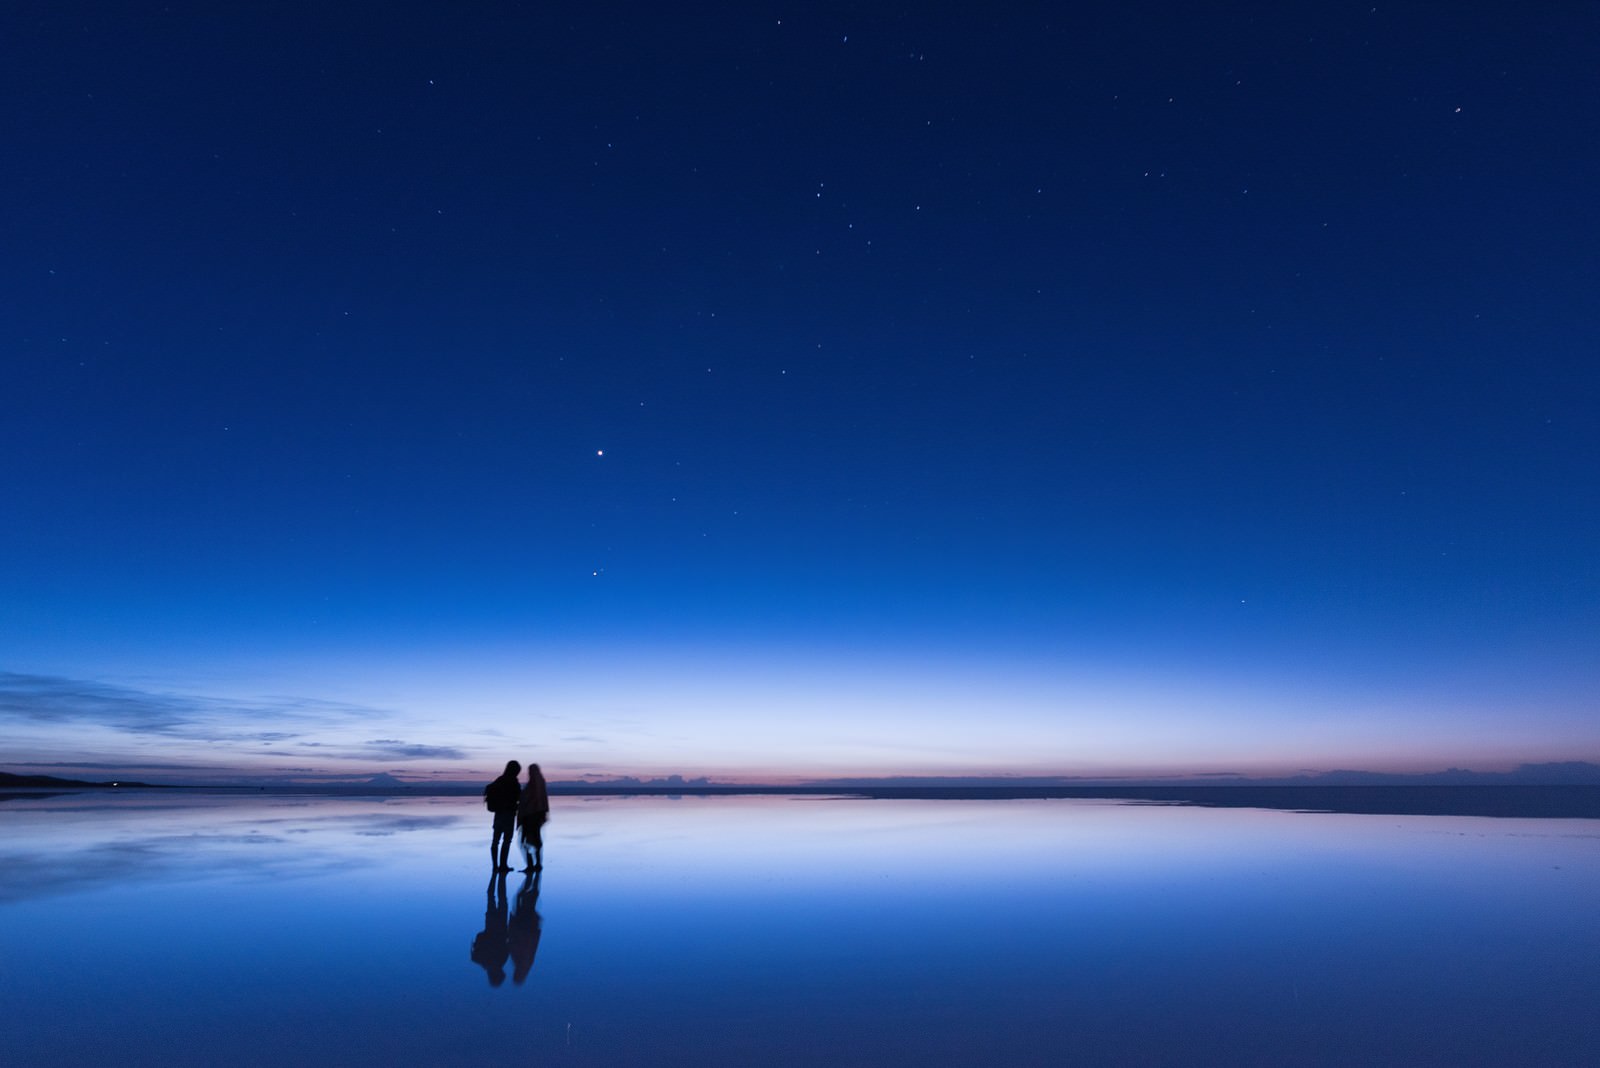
[0,771,158,789]
[538,767,1600,818]
[5,764,1600,817]
[792,761,1600,789]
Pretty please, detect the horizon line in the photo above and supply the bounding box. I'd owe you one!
[7,759,1600,790]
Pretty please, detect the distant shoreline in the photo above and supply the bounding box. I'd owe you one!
[563,783,1600,818]
[4,779,1599,819]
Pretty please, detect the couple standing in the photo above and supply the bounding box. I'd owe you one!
[485,760,549,872]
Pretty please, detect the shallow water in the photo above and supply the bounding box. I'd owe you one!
[2,792,1596,1066]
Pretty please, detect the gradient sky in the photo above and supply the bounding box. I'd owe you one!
[4,2,1597,784]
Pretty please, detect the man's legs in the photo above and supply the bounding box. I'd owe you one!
[491,811,515,870]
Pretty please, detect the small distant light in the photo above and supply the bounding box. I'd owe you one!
[596,449,604,456]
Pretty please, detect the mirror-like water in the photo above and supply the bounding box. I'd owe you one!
[2,792,1596,1066]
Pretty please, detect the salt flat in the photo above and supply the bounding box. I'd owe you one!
[2,792,1597,1066]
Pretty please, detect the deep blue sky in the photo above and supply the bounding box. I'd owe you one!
[4,2,1597,783]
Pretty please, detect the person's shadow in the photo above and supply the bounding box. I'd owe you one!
[470,871,510,986]
[508,868,543,985]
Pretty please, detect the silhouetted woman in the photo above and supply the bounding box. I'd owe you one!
[518,763,550,872]
[509,869,542,985]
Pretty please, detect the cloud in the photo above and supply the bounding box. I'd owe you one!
[4,760,243,771]
[1,673,481,781]
[296,739,468,761]
[0,673,193,733]
[360,740,468,760]
[0,672,386,744]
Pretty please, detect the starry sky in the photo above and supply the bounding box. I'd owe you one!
[4,2,1597,785]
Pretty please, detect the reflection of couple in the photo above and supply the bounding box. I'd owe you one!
[484,760,550,873]
[469,869,542,987]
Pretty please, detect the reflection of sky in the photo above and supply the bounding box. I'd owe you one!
[2,794,1597,1066]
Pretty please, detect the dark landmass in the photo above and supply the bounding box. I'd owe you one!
[6,768,1600,817]
[799,761,1600,788]
[0,771,160,789]
[851,785,1600,818]
[544,783,1600,818]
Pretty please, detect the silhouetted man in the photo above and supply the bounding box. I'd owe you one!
[484,759,521,872]
[470,870,510,986]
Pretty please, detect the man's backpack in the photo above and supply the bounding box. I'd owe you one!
[484,776,516,812]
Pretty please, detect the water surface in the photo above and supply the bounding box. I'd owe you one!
[2,792,1596,1065]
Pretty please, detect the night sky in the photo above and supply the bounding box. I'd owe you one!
[4,2,1597,784]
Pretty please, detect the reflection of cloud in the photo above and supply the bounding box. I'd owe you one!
[0,801,470,904]
[349,815,464,836]
[0,832,357,905]
[0,672,386,745]
[251,811,466,836]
